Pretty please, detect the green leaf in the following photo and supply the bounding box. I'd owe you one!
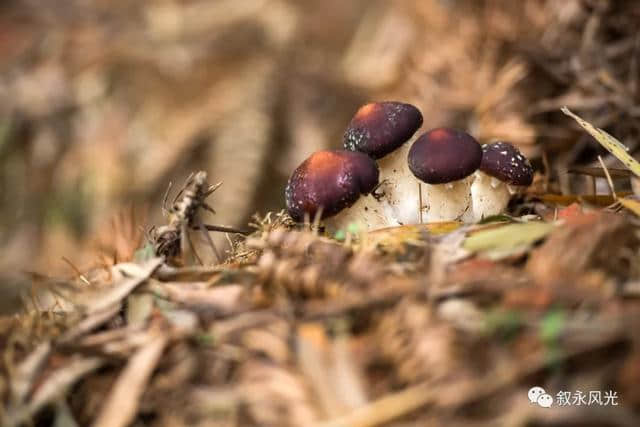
[561,107,640,178]
[333,222,362,241]
[485,309,524,341]
[134,243,156,262]
[539,309,566,369]
[346,222,361,234]
[463,222,554,260]
[194,333,216,346]
[539,309,566,343]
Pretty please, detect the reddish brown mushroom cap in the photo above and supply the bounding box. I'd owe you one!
[480,141,533,186]
[285,150,379,221]
[343,102,423,159]
[408,128,482,184]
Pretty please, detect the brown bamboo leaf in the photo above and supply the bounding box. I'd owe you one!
[297,323,343,418]
[9,341,52,404]
[331,328,368,411]
[5,357,104,427]
[125,293,154,327]
[568,166,632,179]
[151,282,245,313]
[535,193,632,206]
[92,333,168,427]
[313,383,433,427]
[58,303,122,344]
[82,257,163,314]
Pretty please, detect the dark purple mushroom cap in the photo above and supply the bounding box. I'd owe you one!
[285,150,379,221]
[479,141,533,186]
[408,128,482,184]
[343,101,423,159]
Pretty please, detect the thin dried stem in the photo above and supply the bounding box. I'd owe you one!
[198,220,222,263]
[598,155,617,200]
[161,181,173,217]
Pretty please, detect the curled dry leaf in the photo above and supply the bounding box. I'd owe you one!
[81,257,163,313]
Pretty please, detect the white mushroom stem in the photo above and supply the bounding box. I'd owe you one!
[376,143,421,225]
[421,176,474,222]
[323,194,399,235]
[468,171,512,222]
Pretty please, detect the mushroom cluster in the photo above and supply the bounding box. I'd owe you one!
[285,101,533,233]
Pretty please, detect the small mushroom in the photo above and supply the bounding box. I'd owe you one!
[343,101,423,225]
[408,128,482,222]
[469,141,533,221]
[285,149,391,232]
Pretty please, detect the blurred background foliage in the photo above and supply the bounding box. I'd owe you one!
[1,0,639,274]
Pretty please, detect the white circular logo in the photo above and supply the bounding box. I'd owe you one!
[528,386,546,404]
[537,393,553,408]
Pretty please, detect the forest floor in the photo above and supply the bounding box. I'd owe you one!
[2,1,640,426]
